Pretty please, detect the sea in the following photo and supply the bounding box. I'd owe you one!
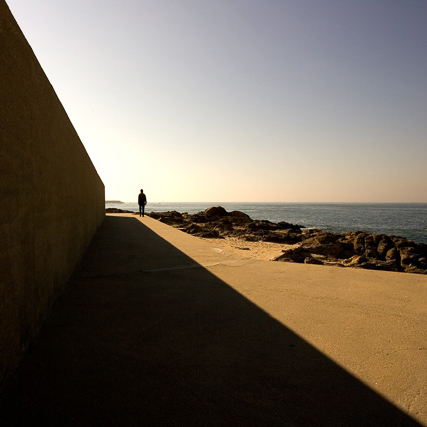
[105,202,427,245]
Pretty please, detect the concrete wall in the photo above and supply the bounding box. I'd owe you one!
[0,1,105,385]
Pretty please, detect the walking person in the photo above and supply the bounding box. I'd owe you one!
[138,189,147,217]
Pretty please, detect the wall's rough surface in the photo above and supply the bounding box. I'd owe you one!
[0,1,105,385]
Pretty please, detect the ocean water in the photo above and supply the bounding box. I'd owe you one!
[105,202,427,245]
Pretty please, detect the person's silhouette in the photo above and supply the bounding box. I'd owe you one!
[138,189,147,217]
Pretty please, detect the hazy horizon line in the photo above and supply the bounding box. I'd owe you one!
[106,200,427,204]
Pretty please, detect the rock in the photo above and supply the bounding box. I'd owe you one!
[189,213,209,223]
[404,266,427,275]
[304,257,324,265]
[385,247,398,261]
[399,247,420,268]
[257,231,285,244]
[273,247,309,263]
[149,206,427,274]
[245,220,280,232]
[342,255,398,272]
[179,223,202,235]
[303,229,323,237]
[159,216,184,225]
[204,206,229,218]
[213,218,234,233]
[149,210,182,219]
[343,255,368,267]
[105,208,136,213]
[365,248,378,258]
[302,242,343,258]
[392,237,418,252]
[362,259,399,272]
[353,232,368,253]
[377,237,393,259]
[337,236,355,254]
[230,210,252,222]
[151,211,184,225]
[303,232,337,245]
[277,221,302,231]
[264,229,302,244]
[242,234,261,242]
[198,229,222,238]
[261,231,284,243]
[379,259,399,271]
[364,235,378,257]
[415,243,427,257]
[298,233,344,258]
[400,255,418,268]
[399,246,417,256]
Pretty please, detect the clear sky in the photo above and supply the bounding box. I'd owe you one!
[6,0,427,203]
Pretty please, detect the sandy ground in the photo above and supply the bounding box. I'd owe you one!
[199,236,293,261]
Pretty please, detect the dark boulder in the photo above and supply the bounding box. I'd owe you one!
[353,232,368,253]
[377,237,393,259]
[277,221,302,231]
[204,206,229,218]
[273,247,309,263]
[230,210,252,222]
[385,247,399,261]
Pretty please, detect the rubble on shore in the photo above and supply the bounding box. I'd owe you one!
[149,206,427,274]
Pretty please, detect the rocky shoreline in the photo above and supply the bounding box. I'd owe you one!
[106,206,427,274]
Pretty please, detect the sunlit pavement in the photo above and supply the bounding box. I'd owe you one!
[2,214,426,426]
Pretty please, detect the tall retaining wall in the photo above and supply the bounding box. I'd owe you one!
[0,1,105,385]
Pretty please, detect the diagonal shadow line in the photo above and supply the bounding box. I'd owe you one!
[1,216,422,427]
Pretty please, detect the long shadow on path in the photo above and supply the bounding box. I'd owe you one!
[1,216,422,426]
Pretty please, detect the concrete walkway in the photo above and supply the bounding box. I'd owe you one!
[2,214,427,426]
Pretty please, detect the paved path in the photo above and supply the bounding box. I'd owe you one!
[2,214,426,426]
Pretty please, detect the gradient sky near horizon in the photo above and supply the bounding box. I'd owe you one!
[6,0,427,203]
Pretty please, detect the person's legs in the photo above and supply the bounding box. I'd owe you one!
[142,204,145,217]
[139,205,142,217]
